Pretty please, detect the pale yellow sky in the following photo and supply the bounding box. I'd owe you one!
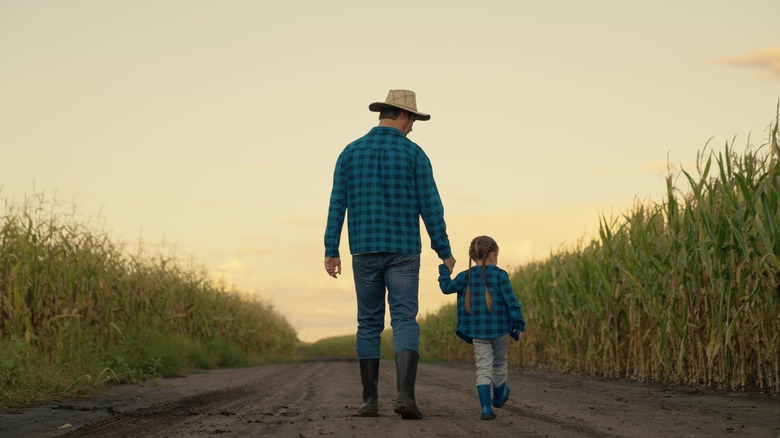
[1,1,778,343]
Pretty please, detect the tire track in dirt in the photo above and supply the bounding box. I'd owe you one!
[61,386,252,437]
[59,362,327,437]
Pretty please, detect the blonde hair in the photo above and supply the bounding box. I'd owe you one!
[464,236,498,314]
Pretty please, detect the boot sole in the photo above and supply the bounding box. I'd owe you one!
[394,405,423,420]
[356,404,379,417]
[355,411,379,417]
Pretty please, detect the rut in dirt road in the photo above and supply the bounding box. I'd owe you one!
[60,361,333,438]
[3,360,779,437]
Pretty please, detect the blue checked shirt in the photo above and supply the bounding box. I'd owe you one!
[325,126,452,259]
[438,264,525,344]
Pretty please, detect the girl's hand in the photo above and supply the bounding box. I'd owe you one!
[511,322,524,341]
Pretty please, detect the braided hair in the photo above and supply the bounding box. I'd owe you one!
[464,236,498,314]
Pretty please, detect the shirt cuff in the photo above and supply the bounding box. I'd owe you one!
[436,248,453,260]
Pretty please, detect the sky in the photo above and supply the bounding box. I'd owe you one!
[1,1,778,343]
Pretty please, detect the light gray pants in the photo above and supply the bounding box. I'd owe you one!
[473,334,510,386]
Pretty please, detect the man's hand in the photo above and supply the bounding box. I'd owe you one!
[443,257,456,274]
[324,257,341,278]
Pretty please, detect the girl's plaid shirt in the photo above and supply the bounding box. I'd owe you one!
[325,126,452,259]
[438,264,526,343]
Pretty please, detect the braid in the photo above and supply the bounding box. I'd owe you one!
[465,258,473,314]
[465,237,482,314]
[467,236,498,315]
[481,249,493,313]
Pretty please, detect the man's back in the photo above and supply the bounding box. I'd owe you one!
[324,126,449,258]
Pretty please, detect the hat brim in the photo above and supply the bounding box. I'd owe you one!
[368,102,431,121]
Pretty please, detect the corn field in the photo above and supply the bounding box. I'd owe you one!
[0,195,298,407]
[422,114,780,393]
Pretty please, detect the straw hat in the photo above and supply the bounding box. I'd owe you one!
[368,89,431,121]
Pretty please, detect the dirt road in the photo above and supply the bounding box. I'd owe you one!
[1,359,778,437]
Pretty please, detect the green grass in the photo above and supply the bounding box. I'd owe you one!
[0,194,299,409]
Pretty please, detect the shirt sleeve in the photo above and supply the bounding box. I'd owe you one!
[439,263,457,295]
[415,152,452,260]
[439,263,466,295]
[499,270,525,332]
[324,153,347,258]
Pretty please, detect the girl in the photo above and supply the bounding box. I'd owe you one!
[438,235,525,420]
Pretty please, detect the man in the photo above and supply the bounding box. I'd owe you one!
[324,89,456,420]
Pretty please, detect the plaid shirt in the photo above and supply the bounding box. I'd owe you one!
[325,126,452,259]
[438,264,525,343]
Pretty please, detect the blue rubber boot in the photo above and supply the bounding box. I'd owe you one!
[478,385,495,420]
[492,382,510,408]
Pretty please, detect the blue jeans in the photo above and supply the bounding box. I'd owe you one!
[352,253,421,359]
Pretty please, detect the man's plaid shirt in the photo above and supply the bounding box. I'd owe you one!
[438,264,526,343]
[324,126,452,259]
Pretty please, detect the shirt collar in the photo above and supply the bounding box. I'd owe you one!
[370,126,404,136]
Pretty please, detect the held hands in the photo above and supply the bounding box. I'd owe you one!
[324,257,341,278]
[443,257,456,274]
